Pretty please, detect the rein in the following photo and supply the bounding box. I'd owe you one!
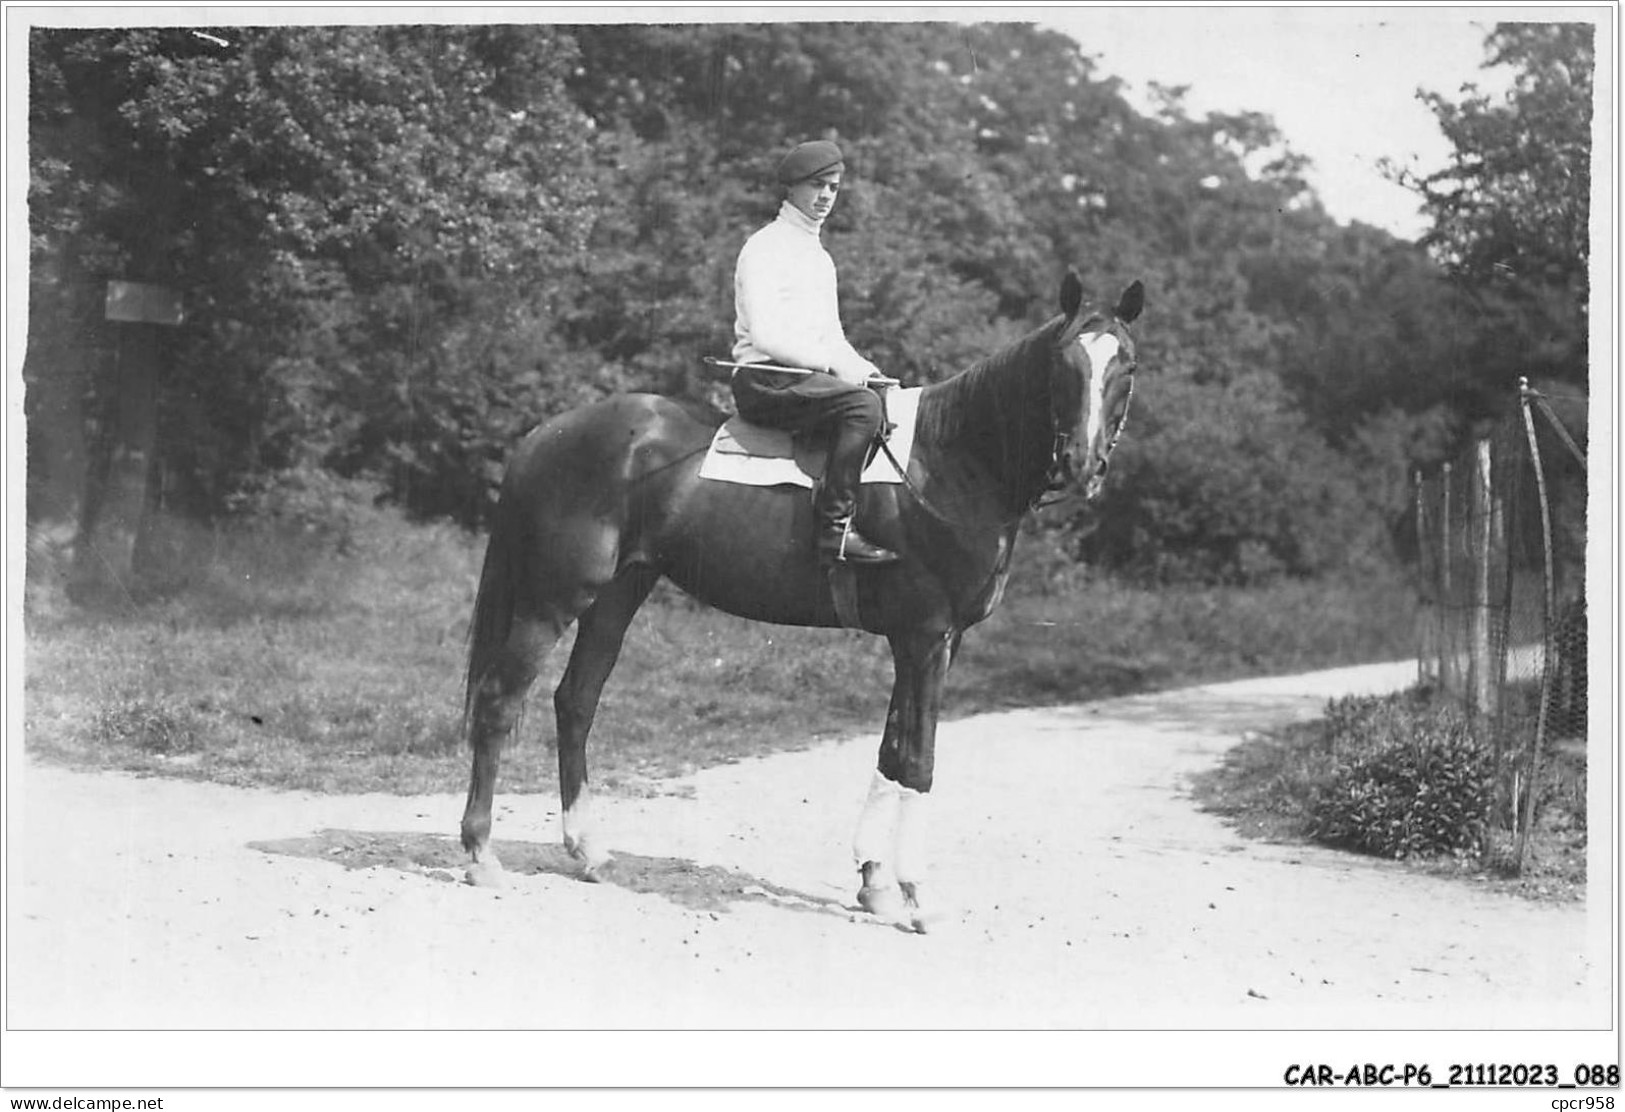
[874,435,1026,532]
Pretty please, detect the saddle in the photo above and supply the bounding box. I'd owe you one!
[698,387,922,489]
[717,417,840,480]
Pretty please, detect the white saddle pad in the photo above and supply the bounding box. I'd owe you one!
[698,386,922,489]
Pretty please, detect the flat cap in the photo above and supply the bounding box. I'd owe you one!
[776,140,845,185]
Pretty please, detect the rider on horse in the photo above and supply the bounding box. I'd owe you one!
[729,139,900,566]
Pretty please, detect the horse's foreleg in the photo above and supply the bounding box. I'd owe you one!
[855,628,955,932]
[854,769,904,917]
[555,567,659,881]
[461,615,561,887]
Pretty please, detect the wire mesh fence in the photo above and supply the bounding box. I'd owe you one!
[1412,380,1587,869]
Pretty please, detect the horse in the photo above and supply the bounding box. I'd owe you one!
[459,270,1144,932]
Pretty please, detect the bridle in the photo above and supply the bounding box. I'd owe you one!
[879,315,1135,527]
[1089,373,1135,497]
[1030,314,1136,510]
[1032,369,1134,510]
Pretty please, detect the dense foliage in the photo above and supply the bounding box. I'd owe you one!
[24,18,1594,587]
[1191,686,1585,893]
[1307,694,1497,860]
[1392,23,1594,398]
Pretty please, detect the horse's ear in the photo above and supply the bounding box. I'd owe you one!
[1115,280,1145,324]
[1060,270,1084,318]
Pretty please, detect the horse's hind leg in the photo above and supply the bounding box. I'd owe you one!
[555,566,660,881]
[461,609,570,887]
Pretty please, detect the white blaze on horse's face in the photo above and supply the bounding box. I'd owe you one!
[1078,329,1123,452]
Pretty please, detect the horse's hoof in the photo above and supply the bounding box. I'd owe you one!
[906,909,941,934]
[900,882,936,934]
[465,860,506,889]
[568,840,612,883]
[857,883,905,923]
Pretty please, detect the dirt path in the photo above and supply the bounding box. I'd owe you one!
[6,661,1610,1085]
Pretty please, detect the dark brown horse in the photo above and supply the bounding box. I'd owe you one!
[460,271,1144,931]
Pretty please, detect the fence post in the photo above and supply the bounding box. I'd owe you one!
[1438,459,1455,695]
[1515,378,1557,872]
[1440,461,1452,599]
[1469,438,1496,721]
[1413,468,1435,687]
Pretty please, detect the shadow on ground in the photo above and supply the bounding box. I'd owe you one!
[250,829,859,920]
[1051,688,1332,737]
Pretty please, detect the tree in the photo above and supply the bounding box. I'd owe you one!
[1252,221,1490,453]
[26,17,1524,591]
[1391,22,1594,393]
[26,24,601,544]
[1078,371,1378,585]
[559,21,1023,396]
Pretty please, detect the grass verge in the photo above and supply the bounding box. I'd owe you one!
[1190,688,1587,903]
[26,507,1423,803]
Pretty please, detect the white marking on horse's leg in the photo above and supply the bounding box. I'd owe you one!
[856,771,925,925]
[894,786,936,933]
[894,784,929,886]
[853,769,902,877]
[562,786,610,877]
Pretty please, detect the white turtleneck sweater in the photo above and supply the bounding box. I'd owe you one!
[732,201,879,384]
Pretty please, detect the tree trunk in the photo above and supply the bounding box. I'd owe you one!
[69,322,160,604]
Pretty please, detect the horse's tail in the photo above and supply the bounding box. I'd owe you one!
[462,497,525,738]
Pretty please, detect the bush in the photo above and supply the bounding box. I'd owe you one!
[1081,373,1381,586]
[225,467,386,555]
[1307,693,1495,860]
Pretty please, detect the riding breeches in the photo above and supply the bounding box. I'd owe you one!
[730,366,883,529]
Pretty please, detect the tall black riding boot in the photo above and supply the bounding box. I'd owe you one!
[816,421,899,566]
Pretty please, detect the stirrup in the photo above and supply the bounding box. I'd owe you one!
[824,520,899,566]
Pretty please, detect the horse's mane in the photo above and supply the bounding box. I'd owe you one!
[914,316,1066,448]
